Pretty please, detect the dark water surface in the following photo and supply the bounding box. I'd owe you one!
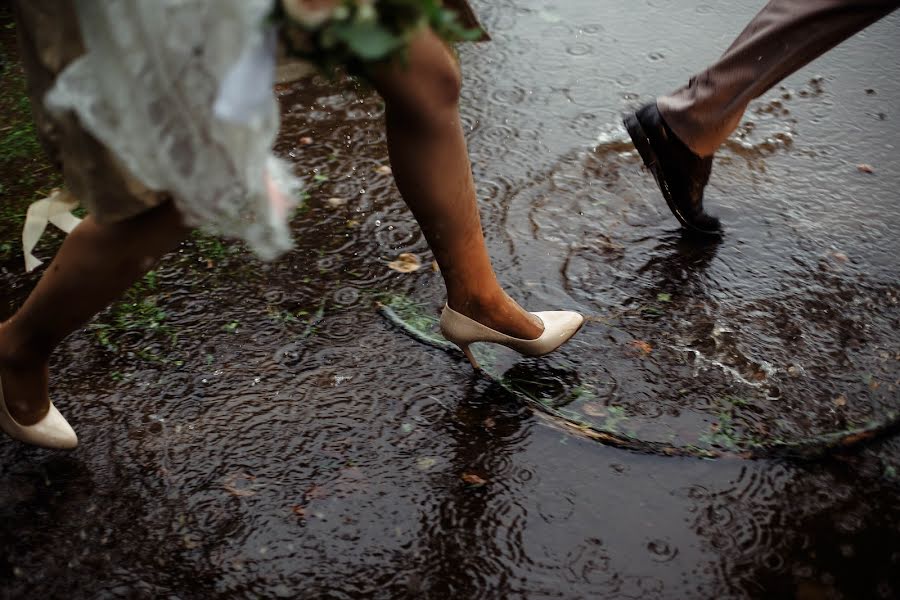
[2,1,899,598]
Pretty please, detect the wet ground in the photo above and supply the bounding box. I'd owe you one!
[2,1,899,598]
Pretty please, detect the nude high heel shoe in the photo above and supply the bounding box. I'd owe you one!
[439,305,585,369]
[0,374,78,449]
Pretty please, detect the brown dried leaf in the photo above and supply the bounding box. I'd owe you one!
[830,251,849,263]
[581,402,607,417]
[857,163,874,174]
[299,136,314,146]
[326,197,347,208]
[630,340,653,355]
[304,484,328,501]
[223,472,257,497]
[461,473,487,486]
[482,417,496,429]
[375,165,393,175]
[833,394,847,407]
[388,253,422,273]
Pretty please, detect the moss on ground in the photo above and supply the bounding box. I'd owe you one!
[0,14,60,228]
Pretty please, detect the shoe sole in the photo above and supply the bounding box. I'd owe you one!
[623,113,720,236]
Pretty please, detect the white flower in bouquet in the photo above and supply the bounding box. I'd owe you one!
[281,0,343,28]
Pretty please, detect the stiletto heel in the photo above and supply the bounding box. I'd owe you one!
[458,343,481,370]
[440,305,584,369]
[0,374,78,449]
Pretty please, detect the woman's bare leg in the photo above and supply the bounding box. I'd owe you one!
[0,199,190,424]
[370,30,544,340]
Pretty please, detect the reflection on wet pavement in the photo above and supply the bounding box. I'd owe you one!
[1,1,899,598]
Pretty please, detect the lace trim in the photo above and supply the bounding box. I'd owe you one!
[45,0,301,261]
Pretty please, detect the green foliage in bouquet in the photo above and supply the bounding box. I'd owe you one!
[274,0,483,76]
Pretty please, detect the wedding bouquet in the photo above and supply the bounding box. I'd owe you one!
[274,0,483,75]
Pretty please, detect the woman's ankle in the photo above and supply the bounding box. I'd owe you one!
[0,321,51,370]
[447,288,544,340]
[0,323,52,425]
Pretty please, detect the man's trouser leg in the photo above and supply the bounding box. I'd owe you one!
[658,0,900,156]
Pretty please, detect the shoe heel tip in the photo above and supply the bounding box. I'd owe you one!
[460,345,480,370]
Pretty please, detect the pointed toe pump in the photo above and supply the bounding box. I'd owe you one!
[439,305,585,369]
[0,375,78,450]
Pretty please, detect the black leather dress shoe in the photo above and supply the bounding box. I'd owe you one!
[624,102,721,235]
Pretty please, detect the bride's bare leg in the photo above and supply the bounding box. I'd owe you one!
[0,200,190,424]
[370,30,543,340]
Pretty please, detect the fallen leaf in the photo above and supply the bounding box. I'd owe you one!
[417,457,437,471]
[388,253,422,273]
[461,473,487,486]
[656,293,672,303]
[299,136,314,145]
[833,394,847,407]
[375,165,393,175]
[291,505,307,517]
[431,260,440,273]
[581,402,607,417]
[304,484,328,501]
[482,417,496,429]
[750,369,767,382]
[223,472,257,497]
[830,251,849,263]
[630,340,653,355]
[857,164,874,174]
[326,197,347,208]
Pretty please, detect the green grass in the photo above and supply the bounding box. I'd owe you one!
[190,231,233,261]
[0,57,40,162]
[0,39,60,228]
[0,115,41,162]
[89,271,173,355]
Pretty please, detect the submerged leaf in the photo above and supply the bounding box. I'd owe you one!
[223,472,257,497]
[581,402,607,417]
[630,340,653,355]
[388,253,422,273]
[417,457,437,471]
[461,473,487,486]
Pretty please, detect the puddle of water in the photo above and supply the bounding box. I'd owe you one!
[1,1,899,598]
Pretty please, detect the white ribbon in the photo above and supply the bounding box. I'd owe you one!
[22,189,83,273]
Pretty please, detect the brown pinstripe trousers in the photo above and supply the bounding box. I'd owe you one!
[657,0,900,156]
